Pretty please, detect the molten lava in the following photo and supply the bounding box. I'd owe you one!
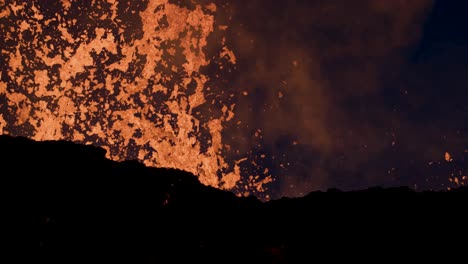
[0,0,271,196]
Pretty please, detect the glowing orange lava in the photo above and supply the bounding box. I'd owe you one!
[0,0,271,196]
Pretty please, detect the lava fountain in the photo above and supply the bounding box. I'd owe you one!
[0,0,271,197]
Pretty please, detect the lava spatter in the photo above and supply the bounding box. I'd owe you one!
[0,0,270,197]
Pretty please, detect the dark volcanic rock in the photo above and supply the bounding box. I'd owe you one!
[0,135,466,263]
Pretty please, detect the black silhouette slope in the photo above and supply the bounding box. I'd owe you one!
[0,135,466,263]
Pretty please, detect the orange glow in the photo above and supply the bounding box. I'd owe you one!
[445,152,453,162]
[0,0,270,196]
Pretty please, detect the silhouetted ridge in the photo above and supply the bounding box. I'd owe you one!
[0,135,466,263]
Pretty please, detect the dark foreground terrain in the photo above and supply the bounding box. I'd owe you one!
[1,135,467,263]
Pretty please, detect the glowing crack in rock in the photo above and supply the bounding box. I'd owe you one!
[0,0,271,196]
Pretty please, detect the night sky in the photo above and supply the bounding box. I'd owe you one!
[1,0,467,200]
